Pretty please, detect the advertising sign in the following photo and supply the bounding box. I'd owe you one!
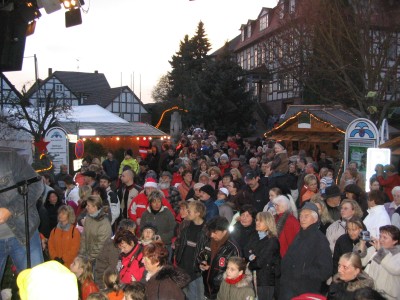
[345,118,379,190]
[45,127,69,175]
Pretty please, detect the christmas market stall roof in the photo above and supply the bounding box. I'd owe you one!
[57,105,167,137]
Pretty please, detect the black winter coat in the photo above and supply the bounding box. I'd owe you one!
[332,234,359,274]
[279,223,333,300]
[198,237,241,299]
[244,234,281,287]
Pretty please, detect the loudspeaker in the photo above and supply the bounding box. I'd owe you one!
[65,8,82,28]
[0,12,27,72]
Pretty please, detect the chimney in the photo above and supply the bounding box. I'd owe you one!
[48,68,53,77]
[94,70,98,74]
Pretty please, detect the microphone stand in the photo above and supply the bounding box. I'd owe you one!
[0,176,42,268]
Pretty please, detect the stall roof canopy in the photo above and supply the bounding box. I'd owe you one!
[265,105,399,139]
[57,105,166,137]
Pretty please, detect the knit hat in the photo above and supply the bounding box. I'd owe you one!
[144,177,158,188]
[63,175,75,185]
[301,202,319,216]
[140,223,158,234]
[199,184,215,198]
[220,154,229,161]
[218,187,229,197]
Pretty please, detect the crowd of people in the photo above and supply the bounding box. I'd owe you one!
[1,131,400,300]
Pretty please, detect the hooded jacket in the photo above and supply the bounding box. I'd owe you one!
[145,265,190,300]
[328,272,374,300]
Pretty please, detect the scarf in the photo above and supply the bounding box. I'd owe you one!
[276,211,290,237]
[258,231,267,240]
[225,273,244,285]
[89,209,101,218]
[58,222,71,231]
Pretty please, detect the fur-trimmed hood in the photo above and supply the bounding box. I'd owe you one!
[154,265,190,288]
[222,268,253,289]
[332,271,374,292]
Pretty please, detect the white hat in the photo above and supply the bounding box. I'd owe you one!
[144,177,158,188]
[219,187,229,197]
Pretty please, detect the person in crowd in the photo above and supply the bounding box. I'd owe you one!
[139,223,160,246]
[219,173,233,189]
[287,162,299,201]
[198,216,240,300]
[318,151,333,170]
[339,168,359,192]
[142,241,190,300]
[119,169,139,219]
[301,174,319,205]
[194,159,210,182]
[74,159,90,187]
[377,164,400,202]
[102,151,120,189]
[79,195,112,262]
[92,186,112,223]
[216,257,255,300]
[245,211,280,300]
[326,199,364,253]
[177,169,194,201]
[218,153,231,176]
[384,186,400,219]
[273,195,300,257]
[323,185,342,221]
[76,185,92,226]
[270,142,289,177]
[44,190,63,233]
[94,219,136,288]
[268,187,298,218]
[83,170,99,189]
[198,171,211,186]
[158,171,181,215]
[208,166,223,190]
[186,182,205,202]
[328,252,374,300]
[175,201,208,300]
[123,282,146,300]
[128,177,174,231]
[99,175,120,226]
[55,164,69,190]
[102,268,124,300]
[230,167,244,188]
[311,195,334,234]
[40,173,55,202]
[64,174,80,213]
[243,169,269,212]
[230,204,258,255]
[114,229,144,283]
[227,180,248,211]
[48,205,80,268]
[199,184,219,222]
[70,255,99,300]
[17,260,78,300]
[86,292,108,300]
[361,225,400,300]
[140,190,176,253]
[363,190,391,239]
[280,202,332,300]
[119,149,139,176]
[332,217,365,273]
[247,157,261,176]
[215,187,234,223]
[344,184,368,218]
[146,144,161,174]
[353,287,387,300]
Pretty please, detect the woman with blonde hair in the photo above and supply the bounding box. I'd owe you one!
[208,166,222,190]
[311,194,334,234]
[244,212,281,300]
[326,199,363,253]
[48,205,81,268]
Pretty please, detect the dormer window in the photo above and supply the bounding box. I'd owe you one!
[241,29,245,41]
[247,25,252,38]
[289,0,296,13]
[260,14,268,31]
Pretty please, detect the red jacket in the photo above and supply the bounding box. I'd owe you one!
[378,174,400,201]
[119,243,144,284]
[81,279,99,300]
[275,213,300,258]
[128,192,175,223]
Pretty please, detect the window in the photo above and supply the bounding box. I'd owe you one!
[55,84,63,92]
[260,15,268,31]
[289,0,296,13]
[247,25,252,38]
[241,29,245,41]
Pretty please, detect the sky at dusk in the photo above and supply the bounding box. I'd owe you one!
[5,0,278,103]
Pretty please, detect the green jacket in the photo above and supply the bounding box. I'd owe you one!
[217,270,255,300]
[119,157,139,175]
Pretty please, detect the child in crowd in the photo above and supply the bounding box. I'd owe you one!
[123,282,146,300]
[215,187,234,223]
[70,255,99,300]
[139,223,160,246]
[103,268,124,300]
[217,257,255,300]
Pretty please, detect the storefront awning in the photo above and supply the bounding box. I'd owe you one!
[267,132,342,143]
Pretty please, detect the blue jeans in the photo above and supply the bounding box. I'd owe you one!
[183,276,204,300]
[0,230,44,282]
